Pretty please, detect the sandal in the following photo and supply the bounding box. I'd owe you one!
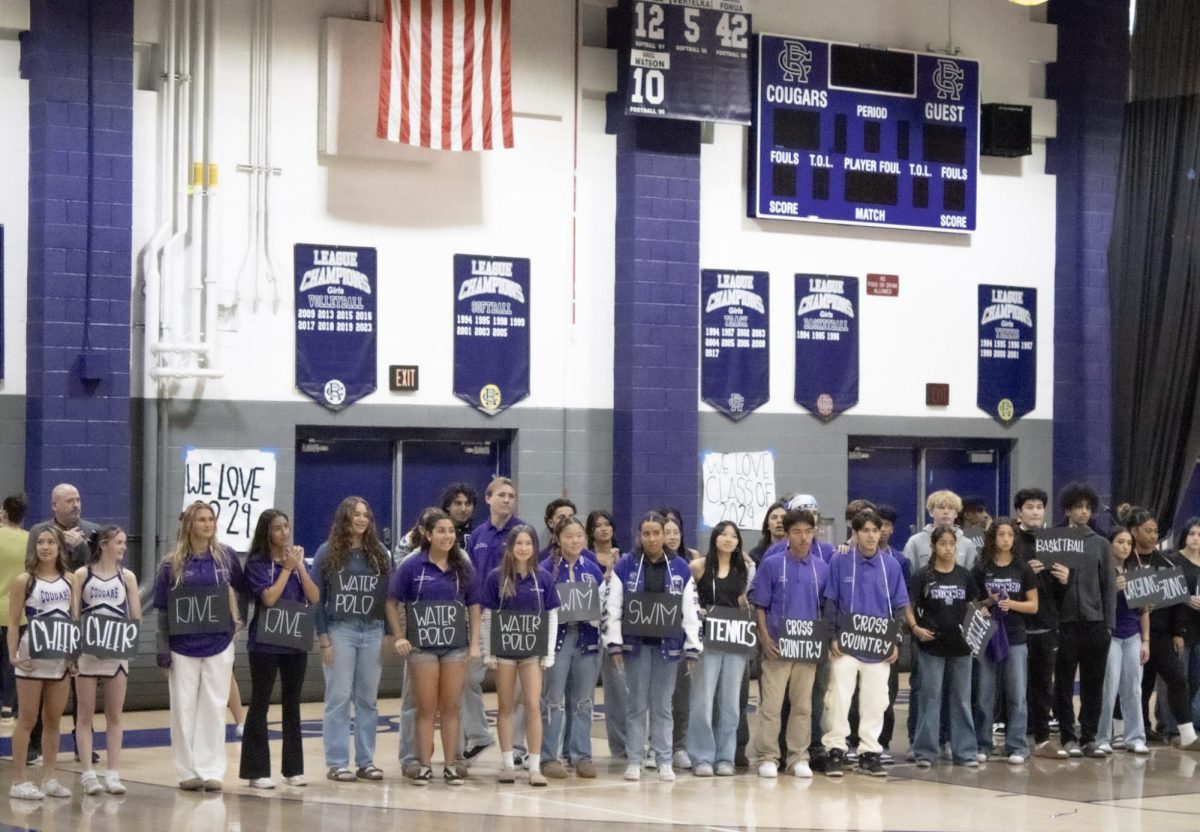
[327,767,356,782]
[355,764,384,781]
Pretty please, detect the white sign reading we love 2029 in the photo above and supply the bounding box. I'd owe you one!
[182,447,278,551]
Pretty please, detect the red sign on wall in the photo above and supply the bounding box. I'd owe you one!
[866,274,899,296]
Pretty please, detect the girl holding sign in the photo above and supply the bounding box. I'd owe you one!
[387,509,481,786]
[240,510,320,788]
[481,525,559,786]
[73,526,141,795]
[1096,527,1151,755]
[7,525,75,800]
[587,510,630,759]
[1176,519,1200,732]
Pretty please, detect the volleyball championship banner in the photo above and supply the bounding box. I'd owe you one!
[794,274,858,420]
[701,269,769,420]
[977,285,1036,424]
[454,254,530,415]
[294,243,377,411]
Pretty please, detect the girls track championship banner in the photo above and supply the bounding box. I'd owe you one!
[453,254,530,415]
[701,269,769,420]
[977,285,1036,424]
[294,243,377,411]
[794,274,858,420]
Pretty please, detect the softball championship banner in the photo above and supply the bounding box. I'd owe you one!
[294,244,377,411]
[794,274,858,420]
[702,270,769,420]
[454,254,530,415]
[977,285,1036,425]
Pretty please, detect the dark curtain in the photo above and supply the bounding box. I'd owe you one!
[1109,0,1200,530]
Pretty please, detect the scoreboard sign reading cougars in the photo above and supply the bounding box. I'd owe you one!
[750,35,980,233]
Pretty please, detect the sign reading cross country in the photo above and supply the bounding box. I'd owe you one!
[622,0,752,124]
[701,270,769,420]
[977,285,1036,425]
[294,244,377,411]
[794,274,858,420]
[453,254,531,415]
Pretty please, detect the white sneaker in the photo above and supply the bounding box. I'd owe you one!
[792,761,813,778]
[42,778,71,798]
[1129,742,1150,755]
[757,761,778,778]
[692,762,713,777]
[235,723,245,738]
[249,777,276,789]
[283,775,307,787]
[105,772,127,795]
[623,764,642,781]
[658,765,675,782]
[672,750,691,770]
[81,771,104,796]
[1007,754,1026,765]
[975,752,988,764]
[9,781,43,800]
[1098,743,1113,755]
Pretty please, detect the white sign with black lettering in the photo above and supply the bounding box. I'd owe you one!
[182,447,278,550]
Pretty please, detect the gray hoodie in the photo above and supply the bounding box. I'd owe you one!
[902,524,979,576]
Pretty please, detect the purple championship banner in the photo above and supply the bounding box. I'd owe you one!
[977,285,1036,424]
[453,254,530,415]
[794,274,858,420]
[294,244,377,411]
[701,269,769,420]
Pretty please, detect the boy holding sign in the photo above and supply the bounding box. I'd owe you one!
[750,509,828,779]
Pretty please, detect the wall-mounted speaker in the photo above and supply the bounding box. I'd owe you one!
[981,104,1032,158]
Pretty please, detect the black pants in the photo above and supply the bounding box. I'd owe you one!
[1140,632,1191,731]
[1053,621,1108,745]
[1026,630,1057,743]
[672,666,690,754]
[239,651,308,780]
[734,661,750,765]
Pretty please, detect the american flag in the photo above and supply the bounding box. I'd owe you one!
[377,0,514,151]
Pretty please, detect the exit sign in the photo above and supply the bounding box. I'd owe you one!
[389,365,419,391]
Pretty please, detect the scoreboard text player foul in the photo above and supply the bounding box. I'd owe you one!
[750,35,980,233]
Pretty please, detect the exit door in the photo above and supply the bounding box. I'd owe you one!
[396,440,506,538]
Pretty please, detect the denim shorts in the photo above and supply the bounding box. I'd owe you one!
[408,646,468,665]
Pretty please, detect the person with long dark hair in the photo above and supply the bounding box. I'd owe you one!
[239,510,320,788]
[1096,527,1150,754]
[750,502,787,566]
[661,511,698,770]
[586,509,628,759]
[1175,518,1200,734]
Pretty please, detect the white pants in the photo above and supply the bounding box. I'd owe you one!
[169,643,235,782]
[822,654,890,754]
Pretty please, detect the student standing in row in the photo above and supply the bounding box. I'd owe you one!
[587,510,628,759]
[1097,527,1150,755]
[0,494,28,724]
[750,502,787,565]
[1175,518,1200,732]
[662,511,696,771]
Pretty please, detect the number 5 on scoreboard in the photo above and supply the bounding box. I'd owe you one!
[631,67,665,106]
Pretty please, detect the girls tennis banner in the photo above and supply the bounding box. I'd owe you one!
[794,274,858,420]
[294,243,377,411]
[702,270,769,420]
[454,254,530,415]
[977,285,1036,424]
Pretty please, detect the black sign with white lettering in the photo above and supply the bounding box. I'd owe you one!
[329,571,387,621]
[489,610,548,659]
[960,604,998,657]
[407,601,469,650]
[1030,527,1089,571]
[703,607,758,655]
[28,614,80,659]
[837,613,900,661]
[774,617,830,664]
[254,600,314,651]
[555,582,602,624]
[622,592,684,639]
[80,613,139,659]
[1124,566,1189,609]
[168,584,234,635]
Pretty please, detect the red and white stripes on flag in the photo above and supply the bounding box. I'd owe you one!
[377,0,514,151]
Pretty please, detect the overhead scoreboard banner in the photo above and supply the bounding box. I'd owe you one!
[623,0,752,124]
[977,285,1036,424]
[294,243,377,411]
[795,274,858,420]
[750,35,980,233]
[701,269,769,420]
[453,254,530,415]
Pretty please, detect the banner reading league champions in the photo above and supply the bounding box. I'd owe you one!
[701,270,769,420]
[294,244,377,411]
[977,285,1036,425]
[794,274,858,420]
[453,254,530,415]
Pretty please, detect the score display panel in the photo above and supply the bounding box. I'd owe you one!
[750,35,980,233]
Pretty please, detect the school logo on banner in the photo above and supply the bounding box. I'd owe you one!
[701,270,769,421]
[794,274,858,420]
[977,285,1036,425]
[453,254,531,415]
[294,244,377,411]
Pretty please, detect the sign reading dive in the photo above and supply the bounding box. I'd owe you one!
[254,600,314,651]
[168,584,233,635]
[453,254,530,415]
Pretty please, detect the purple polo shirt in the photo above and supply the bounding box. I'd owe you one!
[764,538,836,563]
[468,515,534,583]
[389,550,481,606]
[245,558,308,654]
[824,548,909,650]
[750,549,829,641]
[153,551,246,658]
[481,566,559,613]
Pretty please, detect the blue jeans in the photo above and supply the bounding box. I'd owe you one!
[322,620,384,768]
[601,650,628,758]
[1190,644,1200,730]
[398,664,417,765]
[913,650,975,763]
[974,644,1028,756]
[1099,633,1146,746]
[687,649,747,767]
[541,628,602,763]
[624,649,679,766]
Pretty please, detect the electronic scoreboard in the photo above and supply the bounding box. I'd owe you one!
[750,35,980,233]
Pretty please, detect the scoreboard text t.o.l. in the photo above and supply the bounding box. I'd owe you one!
[750,35,980,233]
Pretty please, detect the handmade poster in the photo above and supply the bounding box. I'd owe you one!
[182,447,277,550]
[700,450,776,530]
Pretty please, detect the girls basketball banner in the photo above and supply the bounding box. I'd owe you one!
[701,269,769,420]
[454,254,531,415]
[794,274,858,420]
[977,285,1036,425]
[294,243,377,411]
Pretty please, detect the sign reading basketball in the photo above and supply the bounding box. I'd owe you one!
[453,254,531,416]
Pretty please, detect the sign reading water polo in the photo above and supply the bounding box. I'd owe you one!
[978,285,1036,425]
[453,254,530,415]
[794,275,858,420]
[182,447,278,551]
[701,270,769,420]
[294,244,377,411]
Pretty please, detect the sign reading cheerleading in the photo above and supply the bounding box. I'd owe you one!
[294,244,377,411]
[794,274,858,420]
[453,254,530,415]
[702,270,769,420]
[977,285,1036,425]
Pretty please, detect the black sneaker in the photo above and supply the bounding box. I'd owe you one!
[26,749,42,766]
[443,767,465,786]
[844,746,859,764]
[857,752,887,777]
[512,751,527,769]
[412,766,432,786]
[1081,742,1106,759]
[825,748,845,778]
[462,742,493,763]
[808,751,829,774]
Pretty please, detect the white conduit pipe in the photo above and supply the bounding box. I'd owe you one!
[141,0,176,378]
[187,0,205,350]
[202,0,220,346]
[159,0,190,370]
[258,0,280,312]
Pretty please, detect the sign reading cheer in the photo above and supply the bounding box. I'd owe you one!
[703,607,758,655]
[622,592,683,639]
[330,572,386,620]
[701,450,776,530]
[837,613,899,661]
[29,615,80,659]
[1124,566,1189,609]
[490,610,548,659]
[555,582,602,624]
[81,613,139,659]
[255,600,314,651]
[182,447,278,550]
[406,602,468,649]
[775,618,830,663]
[960,604,998,657]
